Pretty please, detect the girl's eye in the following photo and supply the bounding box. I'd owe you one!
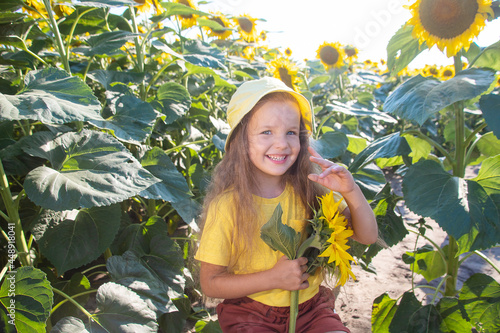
[287,131,297,135]
[262,130,271,135]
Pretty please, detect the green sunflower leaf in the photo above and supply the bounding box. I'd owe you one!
[459,273,500,332]
[349,132,411,173]
[90,95,157,144]
[151,82,192,124]
[0,267,53,333]
[260,204,301,260]
[387,24,428,76]
[407,304,443,332]
[384,69,496,125]
[371,293,398,332]
[51,282,158,333]
[22,130,159,211]
[404,245,446,281]
[80,30,137,57]
[479,93,500,139]
[388,292,422,333]
[436,297,473,332]
[325,101,397,123]
[0,67,102,124]
[403,159,500,254]
[139,147,193,203]
[31,204,121,275]
[310,131,349,159]
[470,40,500,71]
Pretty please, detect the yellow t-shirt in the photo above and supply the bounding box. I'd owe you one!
[194,184,347,307]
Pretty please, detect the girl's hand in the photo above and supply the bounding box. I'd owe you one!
[307,146,356,194]
[270,256,309,291]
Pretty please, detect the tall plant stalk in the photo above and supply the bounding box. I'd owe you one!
[42,0,71,73]
[0,159,31,266]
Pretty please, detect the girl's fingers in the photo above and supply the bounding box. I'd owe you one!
[308,146,322,159]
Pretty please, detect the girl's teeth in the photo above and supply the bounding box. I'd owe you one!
[269,155,285,161]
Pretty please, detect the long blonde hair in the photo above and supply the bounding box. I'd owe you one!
[199,91,327,270]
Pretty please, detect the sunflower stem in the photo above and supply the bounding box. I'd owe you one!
[289,290,299,333]
[42,0,70,73]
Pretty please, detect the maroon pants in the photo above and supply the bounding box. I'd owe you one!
[216,287,350,333]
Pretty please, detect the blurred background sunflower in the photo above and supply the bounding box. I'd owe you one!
[202,12,233,40]
[134,0,164,14]
[407,0,495,57]
[268,57,300,91]
[316,42,345,71]
[234,14,259,42]
[174,0,199,29]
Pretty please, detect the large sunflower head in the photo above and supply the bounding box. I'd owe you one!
[234,14,259,42]
[316,42,346,71]
[407,0,494,57]
[268,57,300,91]
[174,0,199,29]
[202,12,233,40]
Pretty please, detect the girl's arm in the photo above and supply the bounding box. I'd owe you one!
[200,256,309,299]
[307,146,378,245]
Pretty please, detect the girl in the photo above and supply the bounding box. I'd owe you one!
[195,77,378,332]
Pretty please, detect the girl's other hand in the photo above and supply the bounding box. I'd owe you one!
[307,146,356,194]
[270,256,309,291]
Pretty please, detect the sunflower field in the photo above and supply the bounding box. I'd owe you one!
[0,0,499,332]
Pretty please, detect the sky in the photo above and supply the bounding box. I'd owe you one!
[198,0,500,68]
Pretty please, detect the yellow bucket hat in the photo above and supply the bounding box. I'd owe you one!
[225,77,313,151]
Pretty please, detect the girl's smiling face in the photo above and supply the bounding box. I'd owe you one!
[247,99,301,187]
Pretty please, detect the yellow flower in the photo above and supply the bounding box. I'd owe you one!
[234,14,259,42]
[284,48,292,57]
[318,222,355,286]
[316,42,345,70]
[134,0,164,14]
[268,57,300,91]
[344,45,358,64]
[174,0,198,29]
[202,12,233,40]
[260,31,267,41]
[406,0,494,57]
[320,191,344,223]
[241,46,256,60]
[23,0,47,19]
[439,64,455,80]
[314,191,356,287]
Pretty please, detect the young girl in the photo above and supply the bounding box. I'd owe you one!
[195,77,378,332]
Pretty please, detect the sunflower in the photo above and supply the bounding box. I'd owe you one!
[344,45,358,64]
[203,12,233,40]
[420,64,439,77]
[268,57,300,91]
[260,31,267,41]
[439,64,456,80]
[407,0,494,57]
[22,0,47,19]
[284,48,292,57]
[241,46,256,60]
[234,14,259,42]
[174,0,199,29]
[316,42,345,71]
[316,192,356,287]
[134,0,164,14]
